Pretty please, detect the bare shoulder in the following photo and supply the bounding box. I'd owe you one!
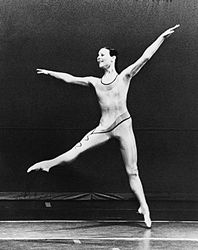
[88,76,100,87]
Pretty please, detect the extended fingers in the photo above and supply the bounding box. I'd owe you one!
[164,24,180,37]
[174,24,180,29]
[170,24,180,31]
[36,68,44,74]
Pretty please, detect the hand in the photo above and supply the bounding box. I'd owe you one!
[161,24,180,39]
[36,69,49,75]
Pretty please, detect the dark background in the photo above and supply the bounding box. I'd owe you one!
[0,0,197,200]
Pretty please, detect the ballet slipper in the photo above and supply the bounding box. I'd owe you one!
[27,163,50,173]
[137,207,152,229]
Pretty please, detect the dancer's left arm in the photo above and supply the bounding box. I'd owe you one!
[121,24,180,79]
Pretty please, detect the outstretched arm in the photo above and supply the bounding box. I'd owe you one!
[36,69,96,87]
[122,24,180,79]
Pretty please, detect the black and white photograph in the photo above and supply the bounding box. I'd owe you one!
[0,0,197,249]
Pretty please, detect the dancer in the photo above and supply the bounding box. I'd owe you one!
[27,24,180,228]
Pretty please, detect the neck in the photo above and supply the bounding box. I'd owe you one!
[101,65,118,85]
[103,65,117,76]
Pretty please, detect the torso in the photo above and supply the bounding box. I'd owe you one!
[93,73,131,128]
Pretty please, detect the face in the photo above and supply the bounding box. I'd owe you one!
[97,48,115,69]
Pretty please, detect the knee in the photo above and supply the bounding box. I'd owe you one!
[72,145,82,157]
[126,164,139,177]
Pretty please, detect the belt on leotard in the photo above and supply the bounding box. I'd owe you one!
[92,112,131,134]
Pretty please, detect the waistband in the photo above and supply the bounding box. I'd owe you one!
[93,112,131,134]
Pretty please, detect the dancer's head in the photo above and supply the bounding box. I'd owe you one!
[97,47,118,71]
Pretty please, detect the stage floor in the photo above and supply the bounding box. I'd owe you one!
[0,220,197,249]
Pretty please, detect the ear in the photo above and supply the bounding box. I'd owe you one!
[112,55,116,63]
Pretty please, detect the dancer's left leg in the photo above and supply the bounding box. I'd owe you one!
[115,119,152,228]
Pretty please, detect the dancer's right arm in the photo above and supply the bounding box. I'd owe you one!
[36,69,96,87]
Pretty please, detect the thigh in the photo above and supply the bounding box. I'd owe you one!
[114,119,138,167]
[74,127,111,153]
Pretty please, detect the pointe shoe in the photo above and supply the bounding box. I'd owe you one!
[137,207,152,229]
[27,163,50,173]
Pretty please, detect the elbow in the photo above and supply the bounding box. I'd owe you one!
[64,74,75,83]
[142,49,153,61]
[142,53,151,61]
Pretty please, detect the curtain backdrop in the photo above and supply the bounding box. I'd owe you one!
[0,0,197,200]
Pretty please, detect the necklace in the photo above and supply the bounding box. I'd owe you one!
[101,74,118,85]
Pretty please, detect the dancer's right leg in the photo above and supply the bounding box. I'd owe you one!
[27,129,110,173]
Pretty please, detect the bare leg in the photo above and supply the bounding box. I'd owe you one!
[27,128,110,173]
[116,120,151,228]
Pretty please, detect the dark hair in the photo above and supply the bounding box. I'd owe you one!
[103,47,118,58]
[103,47,119,71]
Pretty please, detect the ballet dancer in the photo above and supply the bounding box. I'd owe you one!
[27,24,180,228]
